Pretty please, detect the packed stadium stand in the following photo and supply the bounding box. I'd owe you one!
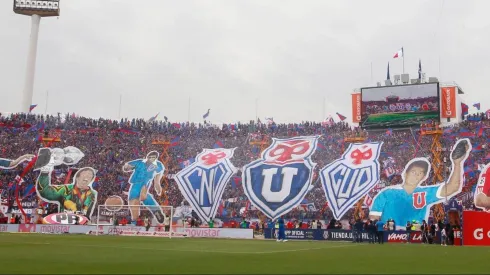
[0,112,488,226]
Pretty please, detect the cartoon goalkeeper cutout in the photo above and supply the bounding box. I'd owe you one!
[122,151,166,224]
[34,147,98,219]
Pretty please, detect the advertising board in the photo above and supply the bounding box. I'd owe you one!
[463,210,490,246]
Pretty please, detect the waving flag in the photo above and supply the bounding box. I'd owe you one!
[203,109,210,119]
[336,112,347,121]
[169,136,180,147]
[29,104,37,112]
[477,124,485,137]
[393,47,404,58]
[149,112,159,122]
[461,103,469,116]
[459,128,475,137]
[473,103,481,110]
[213,140,224,149]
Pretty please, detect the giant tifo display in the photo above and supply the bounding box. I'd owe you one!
[1,110,490,235]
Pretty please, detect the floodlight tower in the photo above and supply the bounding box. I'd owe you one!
[13,0,60,113]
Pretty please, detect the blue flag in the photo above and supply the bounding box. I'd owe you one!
[203,109,210,119]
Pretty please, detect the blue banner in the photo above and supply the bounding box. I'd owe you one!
[264,228,440,244]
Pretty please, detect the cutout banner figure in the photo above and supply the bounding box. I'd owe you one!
[122,151,166,224]
[33,147,98,219]
[320,142,383,220]
[474,163,490,212]
[174,148,237,223]
[243,136,319,221]
[369,138,471,228]
[0,154,35,170]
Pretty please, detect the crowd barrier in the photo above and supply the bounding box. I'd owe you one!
[263,228,444,244]
[0,224,254,239]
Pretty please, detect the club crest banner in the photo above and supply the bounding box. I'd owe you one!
[174,148,238,222]
[242,136,319,220]
[320,142,383,220]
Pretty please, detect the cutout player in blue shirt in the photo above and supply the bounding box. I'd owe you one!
[369,139,470,229]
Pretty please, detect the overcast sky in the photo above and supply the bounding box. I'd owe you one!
[1,0,489,123]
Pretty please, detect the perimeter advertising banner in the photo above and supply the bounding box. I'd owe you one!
[0,224,253,239]
[351,93,361,123]
[440,87,456,118]
[463,211,490,246]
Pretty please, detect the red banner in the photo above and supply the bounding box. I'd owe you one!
[351,94,361,123]
[441,87,456,118]
[463,211,490,246]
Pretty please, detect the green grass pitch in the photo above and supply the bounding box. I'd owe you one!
[0,233,489,274]
[364,112,439,127]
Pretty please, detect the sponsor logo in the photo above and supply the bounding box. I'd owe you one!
[444,88,452,116]
[175,148,237,223]
[356,98,361,121]
[243,136,319,220]
[39,225,70,234]
[184,228,221,238]
[320,142,382,220]
[472,228,490,240]
[0,225,7,232]
[18,224,36,233]
[43,213,88,225]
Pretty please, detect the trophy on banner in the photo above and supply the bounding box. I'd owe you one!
[33,146,85,171]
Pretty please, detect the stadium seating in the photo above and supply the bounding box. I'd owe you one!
[0,112,488,223]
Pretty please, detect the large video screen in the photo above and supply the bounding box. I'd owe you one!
[361,83,440,128]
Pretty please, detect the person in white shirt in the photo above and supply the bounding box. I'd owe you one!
[441,228,447,246]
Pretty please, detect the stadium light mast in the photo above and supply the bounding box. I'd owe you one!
[13,0,60,113]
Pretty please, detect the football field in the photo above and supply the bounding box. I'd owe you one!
[0,233,489,274]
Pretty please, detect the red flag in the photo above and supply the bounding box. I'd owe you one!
[336,112,347,121]
[393,47,404,58]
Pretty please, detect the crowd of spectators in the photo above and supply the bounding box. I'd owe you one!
[1,112,489,225]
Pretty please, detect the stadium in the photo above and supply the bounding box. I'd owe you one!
[1,0,490,274]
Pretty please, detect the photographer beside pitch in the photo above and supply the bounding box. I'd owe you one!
[369,139,471,229]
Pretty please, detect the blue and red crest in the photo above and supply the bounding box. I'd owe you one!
[320,142,383,220]
[174,148,237,222]
[242,136,319,220]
